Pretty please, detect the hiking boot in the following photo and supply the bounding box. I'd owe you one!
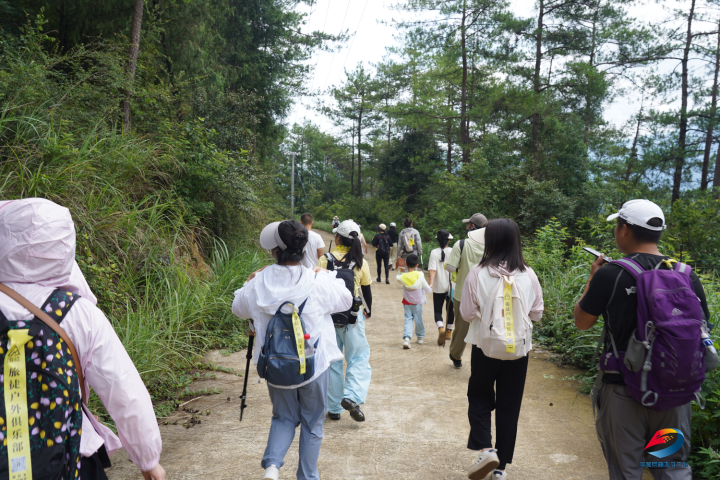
[417,338,424,344]
[403,338,410,349]
[263,465,279,480]
[341,398,365,422]
[446,329,453,341]
[468,450,500,480]
[385,279,390,284]
[492,470,508,480]
[328,412,341,421]
[437,327,446,346]
[450,353,462,368]
[376,277,381,282]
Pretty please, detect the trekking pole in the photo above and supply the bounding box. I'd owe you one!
[240,327,255,421]
[328,240,333,253]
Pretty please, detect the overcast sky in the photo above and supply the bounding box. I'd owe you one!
[287,0,690,139]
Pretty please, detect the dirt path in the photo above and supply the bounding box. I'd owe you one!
[107,229,613,480]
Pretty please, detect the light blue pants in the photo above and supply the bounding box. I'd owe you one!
[328,314,372,414]
[262,369,330,480]
[403,304,425,340]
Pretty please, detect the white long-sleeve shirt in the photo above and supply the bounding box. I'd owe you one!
[232,264,351,388]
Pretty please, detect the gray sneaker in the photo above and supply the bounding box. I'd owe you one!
[492,470,508,480]
[468,450,500,479]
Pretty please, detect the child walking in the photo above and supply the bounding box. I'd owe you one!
[397,253,431,349]
[428,230,455,346]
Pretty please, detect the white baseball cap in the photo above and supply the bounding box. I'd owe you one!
[333,219,361,238]
[259,221,287,250]
[606,199,666,231]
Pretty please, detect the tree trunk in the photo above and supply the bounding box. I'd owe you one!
[350,128,355,194]
[701,22,720,191]
[386,97,391,148]
[532,0,544,177]
[357,110,363,197]
[584,10,598,148]
[121,0,145,133]
[672,0,695,202]
[626,110,643,182]
[460,0,470,164]
[713,137,720,198]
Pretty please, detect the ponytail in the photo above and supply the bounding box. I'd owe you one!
[337,233,364,271]
[436,229,451,262]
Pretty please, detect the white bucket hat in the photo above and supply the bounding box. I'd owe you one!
[333,220,361,239]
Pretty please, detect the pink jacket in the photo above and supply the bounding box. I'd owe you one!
[0,199,161,471]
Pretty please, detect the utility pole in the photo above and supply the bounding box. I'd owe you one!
[288,152,298,220]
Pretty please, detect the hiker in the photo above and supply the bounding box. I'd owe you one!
[232,220,352,480]
[444,213,488,368]
[300,212,326,270]
[397,253,432,349]
[332,215,340,229]
[388,222,399,270]
[460,218,544,480]
[397,218,422,271]
[0,198,165,480]
[371,223,392,284]
[316,220,374,422]
[574,200,711,480]
[428,230,455,346]
[348,219,369,255]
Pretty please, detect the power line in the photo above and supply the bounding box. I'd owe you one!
[340,0,371,75]
[322,0,352,91]
[309,0,332,93]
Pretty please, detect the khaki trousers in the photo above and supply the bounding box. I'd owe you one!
[389,245,398,268]
[450,299,470,361]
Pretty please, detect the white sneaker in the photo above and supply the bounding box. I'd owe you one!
[493,470,508,479]
[263,465,279,480]
[403,338,410,349]
[468,450,500,480]
[417,338,424,344]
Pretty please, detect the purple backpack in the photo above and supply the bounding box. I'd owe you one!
[597,257,705,411]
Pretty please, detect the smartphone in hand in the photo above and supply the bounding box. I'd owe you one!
[583,246,612,262]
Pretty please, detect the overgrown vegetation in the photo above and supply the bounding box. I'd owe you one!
[0,17,277,418]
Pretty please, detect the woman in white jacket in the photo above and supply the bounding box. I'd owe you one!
[459,219,544,480]
[232,220,352,480]
[0,198,164,479]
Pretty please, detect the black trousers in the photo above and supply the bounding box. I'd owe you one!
[82,445,111,480]
[376,252,389,280]
[467,345,529,469]
[432,292,454,327]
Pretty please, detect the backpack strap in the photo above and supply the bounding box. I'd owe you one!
[325,253,336,272]
[674,261,691,276]
[40,289,81,324]
[610,257,644,280]
[273,299,309,316]
[0,284,87,403]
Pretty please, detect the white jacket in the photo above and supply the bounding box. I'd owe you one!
[0,198,161,471]
[397,270,432,305]
[232,264,351,388]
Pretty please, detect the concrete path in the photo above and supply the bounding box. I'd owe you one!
[107,229,612,480]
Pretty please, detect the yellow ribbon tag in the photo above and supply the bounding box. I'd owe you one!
[503,282,515,354]
[5,329,34,480]
[661,259,678,270]
[290,306,306,375]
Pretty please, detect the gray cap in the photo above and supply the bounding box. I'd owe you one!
[462,213,488,227]
[259,221,287,250]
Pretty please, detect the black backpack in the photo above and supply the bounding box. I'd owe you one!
[376,234,390,254]
[325,253,360,328]
[0,287,84,480]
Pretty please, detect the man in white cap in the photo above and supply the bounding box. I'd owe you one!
[371,224,392,284]
[388,222,399,269]
[445,213,488,368]
[574,199,710,480]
